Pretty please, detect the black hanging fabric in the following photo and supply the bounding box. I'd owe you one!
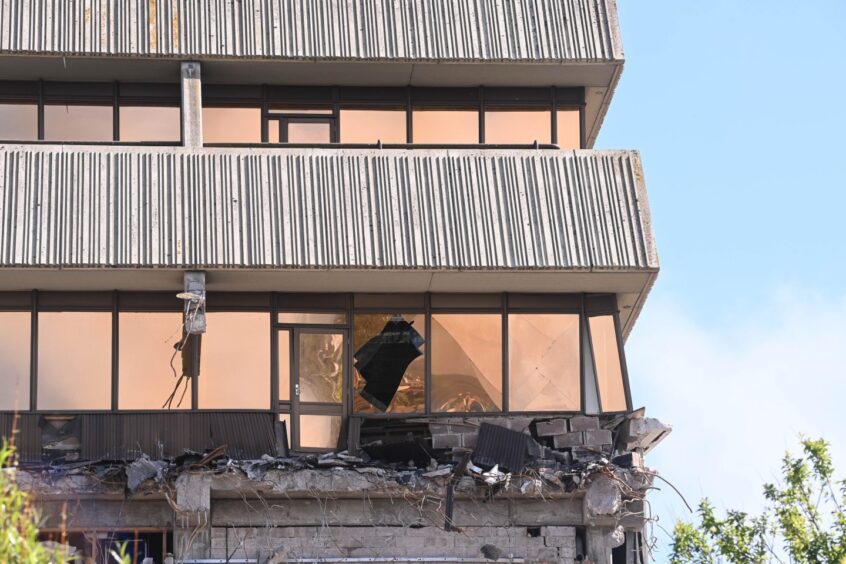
[355,317,424,411]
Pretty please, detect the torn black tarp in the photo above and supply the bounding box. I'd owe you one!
[355,317,424,411]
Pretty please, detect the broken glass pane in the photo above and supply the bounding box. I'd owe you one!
[37,312,112,410]
[300,415,341,449]
[0,312,30,410]
[198,312,270,409]
[353,313,425,413]
[589,315,627,412]
[431,314,502,413]
[298,332,344,404]
[118,312,186,410]
[508,314,580,411]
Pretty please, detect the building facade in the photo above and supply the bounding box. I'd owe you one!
[0,1,667,562]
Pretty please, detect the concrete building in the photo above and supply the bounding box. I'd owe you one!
[0,1,668,562]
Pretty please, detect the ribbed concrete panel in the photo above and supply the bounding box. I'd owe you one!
[0,0,621,62]
[0,146,656,272]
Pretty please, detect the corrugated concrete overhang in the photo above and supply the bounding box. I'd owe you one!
[0,0,624,147]
[0,145,657,335]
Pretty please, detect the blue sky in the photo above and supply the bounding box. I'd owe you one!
[596,1,846,559]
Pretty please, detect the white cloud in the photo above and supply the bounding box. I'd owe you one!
[626,288,846,560]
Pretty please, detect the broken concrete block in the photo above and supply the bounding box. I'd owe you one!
[611,451,643,469]
[619,417,672,453]
[584,475,621,523]
[535,419,568,436]
[553,432,584,449]
[461,433,478,448]
[583,429,613,447]
[175,472,211,513]
[125,456,166,493]
[569,416,600,431]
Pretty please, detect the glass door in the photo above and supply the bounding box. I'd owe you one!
[278,327,346,451]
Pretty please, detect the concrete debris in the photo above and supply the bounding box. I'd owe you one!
[125,455,167,493]
[618,417,672,453]
[584,475,622,523]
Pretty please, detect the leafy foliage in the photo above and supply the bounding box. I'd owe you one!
[671,438,846,564]
[0,438,130,563]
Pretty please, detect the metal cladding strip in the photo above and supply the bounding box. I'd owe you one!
[0,146,657,271]
[0,0,620,61]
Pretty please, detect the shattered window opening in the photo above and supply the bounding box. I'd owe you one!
[354,313,426,413]
[431,314,503,413]
[508,314,581,412]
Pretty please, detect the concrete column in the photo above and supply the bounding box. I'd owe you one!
[173,473,211,560]
[586,526,625,564]
[180,62,203,147]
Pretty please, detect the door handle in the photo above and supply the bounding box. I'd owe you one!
[294,384,300,397]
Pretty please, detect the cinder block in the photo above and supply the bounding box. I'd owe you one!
[553,432,584,448]
[536,419,569,436]
[583,429,613,446]
[569,416,600,431]
[461,432,478,448]
[431,434,461,449]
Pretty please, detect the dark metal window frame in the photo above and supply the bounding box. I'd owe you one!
[0,291,631,421]
[0,80,182,145]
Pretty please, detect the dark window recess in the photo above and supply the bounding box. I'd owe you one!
[354,316,424,411]
[39,415,81,462]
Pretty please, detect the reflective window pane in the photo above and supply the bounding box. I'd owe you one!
[340,109,406,143]
[118,312,185,410]
[0,312,31,410]
[120,106,180,142]
[508,314,580,411]
[413,109,479,144]
[556,109,581,149]
[269,106,333,114]
[432,314,502,413]
[278,312,346,325]
[278,330,291,401]
[198,312,270,408]
[353,313,425,414]
[0,103,38,141]
[44,104,113,142]
[288,122,331,143]
[202,107,261,143]
[37,312,111,410]
[300,415,341,449]
[589,315,627,412]
[298,332,344,404]
[485,109,551,144]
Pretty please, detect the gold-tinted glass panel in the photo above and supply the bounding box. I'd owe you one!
[37,312,112,410]
[431,314,502,413]
[485,110,551,144]
[198,312,270,408]
[589,315,627,412]
[298,332,344,404]
[413,109,478,144]
[278,312,346,325]
[118,312,185,410]
[556,109,581,149]
[44,104,113,142]
[202,107,261,143]
[340,109,406,143]
[0,312,31,410]
[0,103,38,141]
[300,415,341,449]
[353,313,425,414]
[508,314,580,411]
[288,122,331,143]
[119,106,180,142]
[278,330,291,402]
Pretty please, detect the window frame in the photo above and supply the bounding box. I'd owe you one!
[0,291,631,418]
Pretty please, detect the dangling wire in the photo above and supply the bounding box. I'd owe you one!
[162,300,202,409]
